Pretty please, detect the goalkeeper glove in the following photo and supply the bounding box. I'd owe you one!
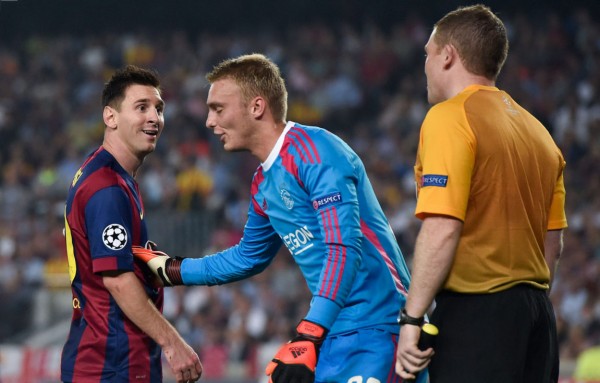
[265,320,326,383]
[132,245,183,286]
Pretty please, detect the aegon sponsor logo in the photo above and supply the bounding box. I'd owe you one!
[312,192,342,210]
[422,174,448,188]
[282,225,314,255]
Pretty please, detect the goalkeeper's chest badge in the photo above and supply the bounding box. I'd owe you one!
[280,189,294,210]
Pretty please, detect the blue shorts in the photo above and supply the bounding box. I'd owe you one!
[316,328,429,383]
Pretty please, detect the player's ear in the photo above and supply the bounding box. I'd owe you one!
[442,44,456,70]
[103,106,117,129]
[249,96,266,119]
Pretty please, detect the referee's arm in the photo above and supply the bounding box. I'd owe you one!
[544,229,563,292]
[405,214,462,318]
[396,214,462,380]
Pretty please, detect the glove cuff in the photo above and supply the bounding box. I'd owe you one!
[165,257,184,285]
[296,320,326,343]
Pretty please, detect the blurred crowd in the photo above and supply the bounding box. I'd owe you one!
[0,5,599,379]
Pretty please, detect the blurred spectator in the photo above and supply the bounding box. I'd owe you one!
[573,345,600,382]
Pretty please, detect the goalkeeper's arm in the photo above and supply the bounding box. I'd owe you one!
[132,246,183,286]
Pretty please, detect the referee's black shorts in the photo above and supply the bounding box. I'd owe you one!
[428,284,559,383]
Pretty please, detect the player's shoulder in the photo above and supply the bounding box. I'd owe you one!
[287,122,352,160]
[75,150,127,193]
[423,95,472,133]
[287,123,324,145]
[428,96,465,117]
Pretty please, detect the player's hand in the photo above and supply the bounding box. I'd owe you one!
[395,323,433,380]
[132,245,183,286]
[163,338,203,383]
[265,320,326,383]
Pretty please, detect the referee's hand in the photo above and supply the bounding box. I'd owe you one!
[395,324,433,380]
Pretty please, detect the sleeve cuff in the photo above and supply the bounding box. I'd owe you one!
[181,258,207,285]
[304,295,342,331]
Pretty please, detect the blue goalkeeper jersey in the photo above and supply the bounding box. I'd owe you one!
[182,122,411,335]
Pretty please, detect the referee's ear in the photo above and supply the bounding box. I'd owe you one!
[442,43,457,71]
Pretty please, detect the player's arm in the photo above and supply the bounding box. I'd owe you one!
[398,106,473,379]
[544,229,563,291]
[304,176,362,330]
[267,133,362,383]
[102,271,202,383]
[396,214,462,380]
[545,165,567,292]
[182,207,281,285]
[135,201,282,286]
[302,134,364,330]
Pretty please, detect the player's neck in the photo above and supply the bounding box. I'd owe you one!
[252,122,286,163]
[102,140,143,177]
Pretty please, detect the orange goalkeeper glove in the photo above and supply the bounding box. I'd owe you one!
[265,320,326,383]
[132,245,183,286]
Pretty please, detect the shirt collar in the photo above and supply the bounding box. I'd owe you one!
[262,121,295,171]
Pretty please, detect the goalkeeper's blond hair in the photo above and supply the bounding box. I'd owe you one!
[206,53,288,123]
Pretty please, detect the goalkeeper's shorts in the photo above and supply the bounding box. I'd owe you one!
[316,327,428,383]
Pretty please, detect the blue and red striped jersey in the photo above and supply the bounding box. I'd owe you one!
[61,146,163,383]
[181,122,411,335]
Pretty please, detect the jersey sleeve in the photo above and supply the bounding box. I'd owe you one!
[414,103,476,221]
[547,161,568,230]
[85,185,135,273]
[299,132,363,330]
[181,200,282,285]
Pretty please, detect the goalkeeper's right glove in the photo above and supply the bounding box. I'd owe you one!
[132,246,183,286]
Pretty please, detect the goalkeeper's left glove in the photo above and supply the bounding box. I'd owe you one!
[265,320,327,383]
[132,245,183,286]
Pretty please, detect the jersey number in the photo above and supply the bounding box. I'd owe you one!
[348,377,381,383]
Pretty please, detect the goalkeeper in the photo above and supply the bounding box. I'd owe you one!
[135,53,428,383]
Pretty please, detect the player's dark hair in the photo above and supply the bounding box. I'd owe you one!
[206,53,288,123]
[434,4,508,81]
[102,65,161,109]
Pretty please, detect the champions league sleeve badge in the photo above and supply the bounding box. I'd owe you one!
[102,224,128,250]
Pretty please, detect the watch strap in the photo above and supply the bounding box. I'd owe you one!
[398,308,425,327]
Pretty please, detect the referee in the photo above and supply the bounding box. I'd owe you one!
[395,5,567,383]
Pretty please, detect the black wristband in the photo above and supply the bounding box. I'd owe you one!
[398,308,425,327]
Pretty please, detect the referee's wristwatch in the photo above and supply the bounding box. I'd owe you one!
[398,308,425,327]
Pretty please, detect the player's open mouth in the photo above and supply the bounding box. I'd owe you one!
[143,129,158,136]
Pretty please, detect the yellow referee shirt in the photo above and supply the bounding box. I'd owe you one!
[414,85,567,293]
